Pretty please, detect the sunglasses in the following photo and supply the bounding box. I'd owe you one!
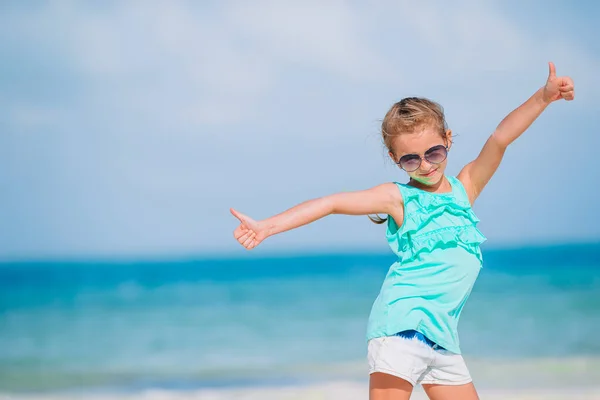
[396,144,449,172]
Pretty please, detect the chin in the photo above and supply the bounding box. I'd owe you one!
[411,170,443,185]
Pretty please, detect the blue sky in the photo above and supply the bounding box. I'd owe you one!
[1,1,599,261]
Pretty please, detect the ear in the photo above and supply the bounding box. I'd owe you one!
[388,150,397,163]
[445,129,453,149]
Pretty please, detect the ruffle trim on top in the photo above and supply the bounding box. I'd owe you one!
[399,183,471,214]
[386,183,487,263]
[401,201,479,235]
[402,225,487,263]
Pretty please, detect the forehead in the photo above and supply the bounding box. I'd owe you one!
[392,128,444,156]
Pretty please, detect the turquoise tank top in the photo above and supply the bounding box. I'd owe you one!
[366,176,487,354]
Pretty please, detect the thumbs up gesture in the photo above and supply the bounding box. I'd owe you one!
[543,62,575,103]
[230,208,267,250]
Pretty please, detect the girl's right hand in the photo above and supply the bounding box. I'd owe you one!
[230,208,267,250]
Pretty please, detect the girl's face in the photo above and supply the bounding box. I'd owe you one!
[389,127,452,186]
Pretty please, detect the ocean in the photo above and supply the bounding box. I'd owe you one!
[1,242,599,398]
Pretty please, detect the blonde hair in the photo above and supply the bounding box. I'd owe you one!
[369,97,449,224]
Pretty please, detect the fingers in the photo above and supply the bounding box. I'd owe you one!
[559,77,575,100]
[238,230,257,249]
[242,232,256,248]
[561,90,575,101]
[233,225,250,242]
[233,227,258,249]
[233,225,248,240]
[548,61,556,78]
[559,77,574,92]
[237,229,253,243]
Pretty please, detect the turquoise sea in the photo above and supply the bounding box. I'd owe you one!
[1,243,599,395]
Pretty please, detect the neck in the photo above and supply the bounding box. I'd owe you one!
[409,175,451,193]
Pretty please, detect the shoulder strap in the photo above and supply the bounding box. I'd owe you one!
[394,181,421,214]
[448,176,470,205]
[393,181,412,204]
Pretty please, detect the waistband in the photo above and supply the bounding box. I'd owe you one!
[395,330,445,350]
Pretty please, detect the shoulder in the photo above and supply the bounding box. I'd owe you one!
[374,182,404,204]
[362,182,404,206]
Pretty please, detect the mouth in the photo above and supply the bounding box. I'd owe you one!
[420,169,437,177]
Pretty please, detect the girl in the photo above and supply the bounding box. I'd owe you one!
[230,62,574,400]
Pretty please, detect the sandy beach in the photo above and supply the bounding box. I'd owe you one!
[3,381,600,400]
[3,356,600,399]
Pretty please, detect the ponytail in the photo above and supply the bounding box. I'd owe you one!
[368,214,388,224]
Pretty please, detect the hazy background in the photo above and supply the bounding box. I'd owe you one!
[1,1,599,258]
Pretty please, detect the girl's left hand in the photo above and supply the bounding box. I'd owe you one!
[543,62,575,103]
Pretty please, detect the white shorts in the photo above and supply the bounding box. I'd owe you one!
[367,335,472,386]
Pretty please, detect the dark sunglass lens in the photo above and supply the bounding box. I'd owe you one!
[425,145,447,164]
[399,155,421,171]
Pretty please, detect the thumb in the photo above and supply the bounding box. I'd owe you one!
[548,61,556,79]
[230,208,248,224]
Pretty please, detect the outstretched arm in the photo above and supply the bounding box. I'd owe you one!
[459,62,575,204]
[230,183,403,250]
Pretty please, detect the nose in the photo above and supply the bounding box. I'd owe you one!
[419,158,433,172]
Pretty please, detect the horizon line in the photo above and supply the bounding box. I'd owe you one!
[1,239,599,265]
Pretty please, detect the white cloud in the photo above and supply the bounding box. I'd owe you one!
[1,1,398,128]
[3,1,596,129]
